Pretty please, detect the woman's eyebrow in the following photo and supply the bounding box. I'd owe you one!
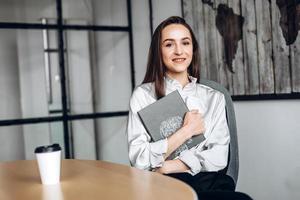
[162,37,191,43]
[182,37,191,41]
[162,38,175,43]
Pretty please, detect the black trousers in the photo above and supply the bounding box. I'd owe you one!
[166,172,252,200]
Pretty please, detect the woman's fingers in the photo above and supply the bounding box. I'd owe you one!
[190,109,199,113]
[183,110,205,137]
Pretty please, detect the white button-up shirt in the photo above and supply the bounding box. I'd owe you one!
[126,76,230,175]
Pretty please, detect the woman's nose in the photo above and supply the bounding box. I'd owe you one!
[174,44,183,55]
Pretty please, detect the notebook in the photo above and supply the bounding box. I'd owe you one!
[137,90,205,159]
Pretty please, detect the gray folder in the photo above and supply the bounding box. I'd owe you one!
[138,90,205,159]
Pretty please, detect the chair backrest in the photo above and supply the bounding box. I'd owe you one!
[199,79,239,185]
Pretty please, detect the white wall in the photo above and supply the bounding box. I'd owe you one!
[235,100,300,200]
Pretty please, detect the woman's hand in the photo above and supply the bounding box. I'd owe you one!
[154,166,168,174]
[154,160,190,174]
[164,110,205,159]
[182,109,205,138]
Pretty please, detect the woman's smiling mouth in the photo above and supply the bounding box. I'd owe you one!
[172,58,186,62]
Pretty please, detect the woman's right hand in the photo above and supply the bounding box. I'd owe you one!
[182,109,205,138]
[163,109,205,159]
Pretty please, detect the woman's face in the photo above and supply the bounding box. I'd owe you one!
[161,24,193,78]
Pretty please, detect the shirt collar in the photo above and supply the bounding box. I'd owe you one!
[164,75,197,91]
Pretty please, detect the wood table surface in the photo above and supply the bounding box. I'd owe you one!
[0,159,197,200]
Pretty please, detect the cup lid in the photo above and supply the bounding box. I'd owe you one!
[34,143,61,153]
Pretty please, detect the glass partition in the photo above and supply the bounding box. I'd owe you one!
[62,0,128,26]
[0,0,57,24]
[93,31,131,112]
[95,116,129,165]
[0,0,134,163]
[65,30,131,114]
[0,29,62,120]
[0,121,65,161]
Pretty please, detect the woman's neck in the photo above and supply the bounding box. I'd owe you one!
[166,72,190,87]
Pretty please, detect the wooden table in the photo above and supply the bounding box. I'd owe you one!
[0,159,197,200]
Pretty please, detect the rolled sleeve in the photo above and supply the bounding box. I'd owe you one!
[178,93,230,175]
[179,149,202,175]
[149,138,168,168]
[192,93,229,172]
[127,87,168,170]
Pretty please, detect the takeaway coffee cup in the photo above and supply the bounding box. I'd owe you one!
[35,144,62,185]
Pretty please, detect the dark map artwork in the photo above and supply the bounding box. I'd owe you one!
[183,0,300,96]
[202,0,214,8]
[215,4,244,73]
[275,0,300,45]
[201,0,244,73]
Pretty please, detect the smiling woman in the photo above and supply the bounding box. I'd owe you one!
[161,24,193,83]
[142,16,200,99]
[126,16,252,200]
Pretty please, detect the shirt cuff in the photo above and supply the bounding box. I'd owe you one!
[179,149,201,175]
[149,138,168,168]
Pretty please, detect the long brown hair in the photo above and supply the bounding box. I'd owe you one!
[142,16,201,99]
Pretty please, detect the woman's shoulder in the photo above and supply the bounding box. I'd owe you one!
[129,82,156,108]
[195,83,225,101]
[132,82,154,97]
[137,82,154,94]
[196,83,223,95]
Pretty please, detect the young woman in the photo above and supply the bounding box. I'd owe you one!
[126,16,251,200]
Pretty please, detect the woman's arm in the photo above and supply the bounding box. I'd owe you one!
[127,88,205,171]
[127,104,168,170]
[127,87,171,170]
[165,110,205,159]
[155,159,189,174]
[155,110,206,174]
[176,94,230,175]
[157,93,230,175]
[127,108,204,170]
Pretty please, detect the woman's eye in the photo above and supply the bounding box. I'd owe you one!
[165,43,173,47]
[183,41,190,45]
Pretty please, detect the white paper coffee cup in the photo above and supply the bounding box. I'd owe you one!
[35,144,62,185]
